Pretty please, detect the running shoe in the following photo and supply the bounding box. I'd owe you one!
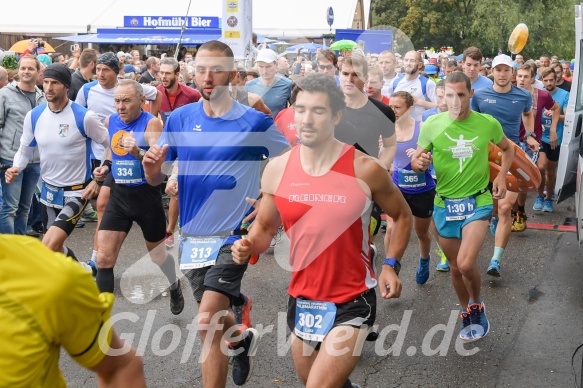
[489,216,498,237]
[533,195,544,211]
[415,257,430,284]
[86,259,97,277]
[468,302,490,340]
[232,295,253,328]
[542,199,553,212]
[269,225,283,248]
[165,231,175,249]
[511,211,527,232]
[487,259,500,277]
[169,279,184,315]
[459,309,472,341]
[435,248,449,272]
[231,328,259,385]
[81,209,98,222]
[75,219,85,229]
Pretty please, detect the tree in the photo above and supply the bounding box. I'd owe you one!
[371,0,577,59]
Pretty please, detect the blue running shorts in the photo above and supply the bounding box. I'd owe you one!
[433,204,493,239]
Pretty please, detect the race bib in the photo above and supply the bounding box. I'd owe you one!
[40,182,64,209]
[397,168,426,188]
[444,196,476,221]
[179,236,224,270]
[112,159,142,184]
[294,299,337,342]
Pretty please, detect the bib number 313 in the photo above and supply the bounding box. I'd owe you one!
[179,236,224,270]
[294,299,337,342]
[444,196,476,221]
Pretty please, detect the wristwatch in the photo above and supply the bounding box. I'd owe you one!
[383,258,401,275]
[525,132,536,138]
[137,149,147,161]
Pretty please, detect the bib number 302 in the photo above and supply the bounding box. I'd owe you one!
[294,299,337,342]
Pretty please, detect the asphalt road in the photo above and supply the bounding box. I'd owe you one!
[60,195,583,387]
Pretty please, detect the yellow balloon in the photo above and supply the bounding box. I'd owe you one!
[508,23,529,54]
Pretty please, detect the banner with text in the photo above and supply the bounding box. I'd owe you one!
[124,16,220,29]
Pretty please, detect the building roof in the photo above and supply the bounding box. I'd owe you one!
[0,0,370,37]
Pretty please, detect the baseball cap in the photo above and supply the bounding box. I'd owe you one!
[492,54,514,69]
[256,49,278,63]
[124,64,137,74]
[425,65,438,74]
[117,51,126,59]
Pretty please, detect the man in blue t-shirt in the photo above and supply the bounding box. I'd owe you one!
[471,54,536,278]
[143,41,289,387]
[535,67,570,212]
[462,46,493,91]
[245,49,293,118]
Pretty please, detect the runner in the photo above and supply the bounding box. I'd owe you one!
[387,91,436,284]
[513,64,559,231]
[231,73,412,387]
[393,50,437,121]
[92,79,183,315]
[76,52,162,266]
[461,47,493,91]
[379,50,402,99]
[535,67,570,213]
[0,55,44,235]
[412,72,514,341]
[5,63,109,262]
[0,235,146,387]
[157,57,201,249]
[142,40,289,386]
[471,54,536,277]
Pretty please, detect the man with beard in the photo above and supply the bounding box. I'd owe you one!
[393,50,437,121]
[5,64,109,262]
[143,40,289,387]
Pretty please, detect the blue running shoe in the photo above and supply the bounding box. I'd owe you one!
[533,195,544,211]
[468,302,490,340]
[86,259,97,277]
[487,259,500,277]
[489,216,498,237]
[542,199,553,212]
[415,257,430,284]
[459,309,472,341]
[435,249,449,272]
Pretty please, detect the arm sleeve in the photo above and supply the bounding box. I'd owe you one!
[143,84,158,101]
[13,111,36,170]
[426,80,437,102]
[84,111,110,163]
[57,262,115,368]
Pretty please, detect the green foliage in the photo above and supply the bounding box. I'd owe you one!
[371,0,577,59]
[2,55,18,70]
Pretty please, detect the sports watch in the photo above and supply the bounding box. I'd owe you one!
[137,149,147,161]
[383,258,401,275]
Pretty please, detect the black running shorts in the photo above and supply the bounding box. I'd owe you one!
[99,182,166,242]
[287,289,377,347]
[402,189,436,219]
[540,141,561,162]
[42,196,89,236]
[182,243,248,303]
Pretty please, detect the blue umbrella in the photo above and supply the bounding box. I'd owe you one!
[285,42,323,54]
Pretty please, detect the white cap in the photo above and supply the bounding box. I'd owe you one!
[116,51,126,59]
[256,49,278,63]
[492,54,514,69]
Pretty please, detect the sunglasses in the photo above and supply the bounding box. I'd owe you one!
[318,64,335,70]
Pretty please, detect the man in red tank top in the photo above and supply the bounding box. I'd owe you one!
[232,74,412,388]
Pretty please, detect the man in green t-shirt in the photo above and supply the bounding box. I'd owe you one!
[412,72,514,342]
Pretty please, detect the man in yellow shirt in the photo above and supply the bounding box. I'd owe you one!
[0,235,145,387]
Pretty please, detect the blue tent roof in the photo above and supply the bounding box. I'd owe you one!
[55,28,221,45]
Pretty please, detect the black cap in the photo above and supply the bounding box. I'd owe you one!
[43,63,72,88]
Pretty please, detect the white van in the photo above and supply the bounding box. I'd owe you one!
[555,3,583,244]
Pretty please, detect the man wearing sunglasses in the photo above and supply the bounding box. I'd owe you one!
[317,49,340,85]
